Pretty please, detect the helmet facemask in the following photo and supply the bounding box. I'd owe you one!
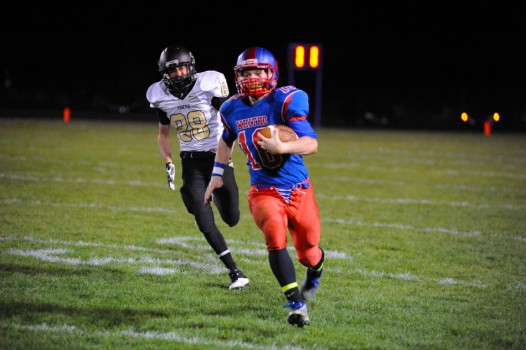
[235,66,277,98]
[161,63,196,98]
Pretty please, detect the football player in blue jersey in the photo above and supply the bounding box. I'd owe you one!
[146,45,249,290]
[204,47,325,326]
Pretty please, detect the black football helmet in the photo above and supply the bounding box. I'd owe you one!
[158,46,197,97]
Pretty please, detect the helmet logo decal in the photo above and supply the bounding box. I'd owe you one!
[242,59,258,66]
[167,59,180,66]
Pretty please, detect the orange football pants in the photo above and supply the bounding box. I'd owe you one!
[248,179,322,267]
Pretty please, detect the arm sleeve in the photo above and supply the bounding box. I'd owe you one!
[211,96,229,111]
[157,109,170,125]
[282,89,317,138]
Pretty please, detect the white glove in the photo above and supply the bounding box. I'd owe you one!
[165,162,175,190]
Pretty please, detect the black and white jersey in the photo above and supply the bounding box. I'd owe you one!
[146,71,229,152]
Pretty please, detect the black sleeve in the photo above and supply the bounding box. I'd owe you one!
[211,96,229,111]
[157,109,170,125]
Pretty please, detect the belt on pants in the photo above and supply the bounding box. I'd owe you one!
[180,151,216,159]
[254,179,311,191]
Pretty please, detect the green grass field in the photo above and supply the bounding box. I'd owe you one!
[1,118,525,349]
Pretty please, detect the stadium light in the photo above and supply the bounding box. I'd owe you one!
[309,46,320,69]
[492,112,500,123]
[287,43,323,128]
[294,45,305,68]
[290,44,321,70]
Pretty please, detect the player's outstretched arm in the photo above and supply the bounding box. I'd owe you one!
[158,123,173,163]
[204,138,233,204]
[158,123,176,190]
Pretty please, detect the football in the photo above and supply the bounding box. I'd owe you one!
[258,125,298,142]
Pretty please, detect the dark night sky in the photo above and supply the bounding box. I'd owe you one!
[2,1,525,128]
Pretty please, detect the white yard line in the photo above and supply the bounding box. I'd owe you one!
[324,218,526,242]
[4,323,294,349]
[1,234,491,288]
[316,192,526,210]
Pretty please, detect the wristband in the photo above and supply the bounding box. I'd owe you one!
[212,161,225,177]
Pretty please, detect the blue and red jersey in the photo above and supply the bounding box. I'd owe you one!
[219,85,317,188]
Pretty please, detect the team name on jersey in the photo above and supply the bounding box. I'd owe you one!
[177,104,191,110]
[236,116,268,130]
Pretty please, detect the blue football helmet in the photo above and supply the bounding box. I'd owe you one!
[234,47,279,97]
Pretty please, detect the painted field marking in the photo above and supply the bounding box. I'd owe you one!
[1,235,491,288]
[316,192,526,210]
[317,175,524,194]
[324,218,526,242]
[6,322,275,349]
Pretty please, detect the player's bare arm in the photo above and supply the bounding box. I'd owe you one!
[258,132,318,156]
[158,123,173,163]
[204,138,233,204]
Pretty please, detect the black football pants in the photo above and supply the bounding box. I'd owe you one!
[179,151,240,255]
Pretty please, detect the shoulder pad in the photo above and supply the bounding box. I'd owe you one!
[198,71,228,95]
[272,85,304,103]
[146,81,167,104]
